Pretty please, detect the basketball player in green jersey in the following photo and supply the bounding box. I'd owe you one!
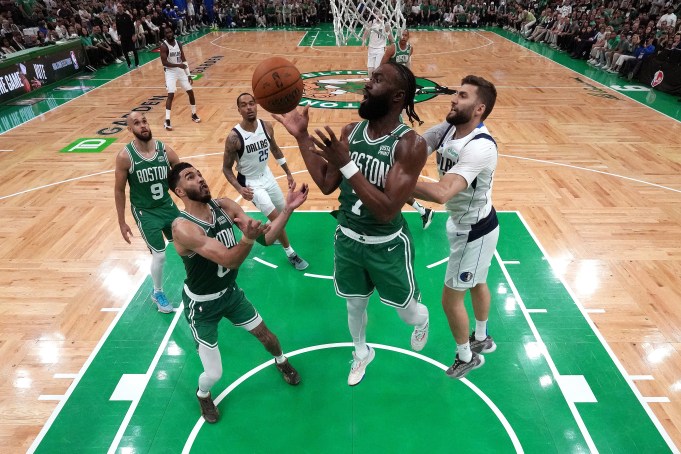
[114,111,178,313]
[274,62,430,386]
[168,162,308,423]
[380,29,434,230]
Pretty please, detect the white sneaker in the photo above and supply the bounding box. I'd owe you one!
[348,346,375,386]
[411,320,429,352]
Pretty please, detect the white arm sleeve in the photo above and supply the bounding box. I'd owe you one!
[421,121,453,156]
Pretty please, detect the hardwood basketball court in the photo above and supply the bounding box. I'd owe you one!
[1,27,680,453]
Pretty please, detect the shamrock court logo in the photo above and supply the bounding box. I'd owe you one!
[299,70,455,110]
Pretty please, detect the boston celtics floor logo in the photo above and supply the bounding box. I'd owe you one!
[299,70,453,110]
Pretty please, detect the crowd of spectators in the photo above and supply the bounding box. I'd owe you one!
[1,0,680,83]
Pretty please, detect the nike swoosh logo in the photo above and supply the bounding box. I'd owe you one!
[243,135,252,140]
[351,139,363,145]
[456,233,467,237]
[388,245,398,252]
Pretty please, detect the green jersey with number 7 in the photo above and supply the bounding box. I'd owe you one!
[337,120,412,236]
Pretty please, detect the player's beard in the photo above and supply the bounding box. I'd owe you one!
[133,130,153,142]
[358,92,391,120]
[446,104,476,126]
[186,186,212,203]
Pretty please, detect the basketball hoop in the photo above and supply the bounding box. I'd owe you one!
[330,0,407,46]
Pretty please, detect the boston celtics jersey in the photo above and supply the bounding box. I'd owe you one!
[338,121,411,236]
[180,200,239,295]
[391,42,411,66]
[126,140,175,210]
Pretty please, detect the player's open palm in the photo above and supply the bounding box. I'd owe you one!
[285,181,309,210]
[234,217,270,241]
[272,106,310,139]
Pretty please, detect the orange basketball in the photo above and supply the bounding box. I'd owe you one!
[252,57,304,114]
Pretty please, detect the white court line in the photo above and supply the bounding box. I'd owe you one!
[27,284,139,454]
[426,257,448,268]
[585,309,606,314]
[181,342,524,454]
[107,303,185,454]
[304,273,333,279]
[499,154,681,194]
[502,260,520,265]
[53,373,77,379]
[629,375,655,381]
[516,212,679,453]
[252,257,278,269]
[38,395,64,401]
[494,32,681,125]
[526,309,547,313]
[495,249,598,452]
[0,149,13,152]
[644,397,671,403]
[100,307,121,312]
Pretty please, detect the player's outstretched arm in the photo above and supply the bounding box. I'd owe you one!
[172,216,263,269]
[272,106,342,194]
[217,182,309,245]
[380,44,396,66]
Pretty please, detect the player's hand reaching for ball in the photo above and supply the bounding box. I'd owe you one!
[272,106,310,140]
[310,126,351,168]
[234,217,270,242]
[285,181,309,211]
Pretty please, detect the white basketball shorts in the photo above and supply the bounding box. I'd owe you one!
[165,68,192,93]
[444,217,500,290]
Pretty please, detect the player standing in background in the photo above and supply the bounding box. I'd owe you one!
[223,93,309,271]
[160,27,200,131]
[363,11,393,79]
[413,75,499,379]
[273,62,430,386]
[114,112,179,314]
[169,162,308,423]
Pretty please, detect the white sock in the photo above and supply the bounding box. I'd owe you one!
[283,246,295,257]
[191,104,197,114]
[347,297,369,359]
[457,342,472,362]
[165,109,171,121]
[274,355,286,364]
[411,200,426,215]
[475,320,488,340]
[150,250,165,292]
[197,388,210,398]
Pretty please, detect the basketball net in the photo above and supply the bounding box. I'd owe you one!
[330,0,407,46]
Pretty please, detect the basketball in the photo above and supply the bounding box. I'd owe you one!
[252,57,304,114]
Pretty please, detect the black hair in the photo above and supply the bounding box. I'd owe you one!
[237,92,255,106]
[461,75,497,121]
[386,62,422,126]
[168,162,194,193]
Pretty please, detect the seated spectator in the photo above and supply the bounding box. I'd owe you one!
[1,37,17,55]
[92,24,121,63]
[102,24,124,58]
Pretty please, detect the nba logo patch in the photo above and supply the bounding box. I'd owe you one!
[460,272,473,282]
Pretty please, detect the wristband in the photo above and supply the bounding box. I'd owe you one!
[183,61,190,76]
[240,236,254,245]
[339,161,359,179]
[276,157,287,166]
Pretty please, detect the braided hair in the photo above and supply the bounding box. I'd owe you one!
[386,61,423,126]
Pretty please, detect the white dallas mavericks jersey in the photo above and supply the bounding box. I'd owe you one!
[423,121,497,225]
[368,20,388,49]
[163,39,182,67]
[233,120,272,178]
